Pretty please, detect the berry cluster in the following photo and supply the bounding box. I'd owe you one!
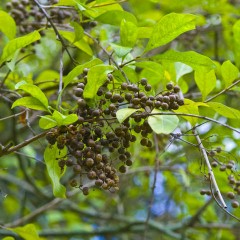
[46,69,184,194]
[6,0,77,34]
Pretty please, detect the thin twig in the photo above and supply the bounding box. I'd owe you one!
[193,129,227,208]
[33,0,76,64]
[58,48,64,111]
[0,110,26,122]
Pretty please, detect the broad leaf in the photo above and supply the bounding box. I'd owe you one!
[148,109,179,134]
[3,237,15,240]
[63,58,102,89]
[0,10,16,40]
[12,97,49,111]
[194,69,216,101]
[175,62,193,82]
[110,43,132,58]
[39,115,57,129]
[52,111,78,126]
[116,108,139,123]
[208,102,240,119]
[145,13,196,52]
[174,99,208,125]
[0,31,41,65]
[120,20,138,47]
[8,224,40,240]
[153,50,216,72]
[233,20,240,67]
[83,65,115,99]
[221,60,239,87]
[15,82,49,110]
[96,10,137,26]
[44,144,67,198]
[137,27,152,39]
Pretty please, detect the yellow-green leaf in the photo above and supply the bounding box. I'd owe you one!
[12,97,48,111]
[8,224,40,240]
[0,10,16,40]
[116,108,139,123]
[221,60,239,87]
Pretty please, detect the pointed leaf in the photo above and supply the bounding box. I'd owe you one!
[116,108,139,123]
[221,60,239,87]
[0,10,16,40]
[153,50,216,72]
[194,69,216,101]
[120,20,138,47]
[148,109,179,134]
[175,62,193,82]
[15,82,49,109]
[83,65,115,99]
[208,102,240,119]
[63,58,102,89]
[12,97,48,111]
[145,13,196,52]
[39,115,57,129]
[8,224,40,240]
[0,31,41,65]
[110,43,132,58]
[44,144,67,198]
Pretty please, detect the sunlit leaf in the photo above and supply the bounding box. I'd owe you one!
[0,10,16,40]
[145,13,196,52]
[221,60,239,87]
[44,144,67,198]
[208,102,240,119]
[12,97,48,111]
[39,115,57,129]
[0,31,41,65]
[153,50,216,72]
[83,65,115,99]
[120,20,138,47]
[194,69,216,101]
[175,62,193,82]
[116,108,139,123]
[8,224,40,240]
[148,109,179,134]
[110,43,132,58]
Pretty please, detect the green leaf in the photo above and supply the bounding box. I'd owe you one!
[15,82,49,110]
[137,27,152,39]
[83,65,115,99]
[8,224,40,240]
[12,97,48,111]
[194,69,216,101]
[148,109,179,134]
[0,31,41,65]
[0,11,16,40]
[175,62,193,82]
[96,10,137,26]
[60,31,92,56]
[110,43,132,58]
[52,111,78,126]
[221,60,239,87]
[39,115,57,129]
[70,22,84,42]
[145,13,196,52]
[44,144,67,198]
[120,20,138,47]
[233,20,240,67]
[63,58,102,89]
[207,102,240,119]
[174,99,208,125]
[153,50,216,72]
[3,238,15,240]
[116,108,139,123]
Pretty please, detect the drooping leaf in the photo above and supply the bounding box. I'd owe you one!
[145,13,196,52]
[120,20,138,47]
[0,10,16,40]
[110,43,132,58]
[194,69,216,101]
[207,102,240,119]
[52,111,78,126]
[175,62,193,82]
[39,115,57,129]
[70,22,84,42]
[153,50,216,72]
[221,60,239,87]
[8,224,40,240]
[15,82,49,110]
[0,31,41,65]
[83,65,115,99]
[96,10,137,26]
[148,109,179,134]
[63,58,102,89]
[12,97,49,111]
[116,108,139,123]
[174,99,208,125]
[60,31,92,56]
[44,144,67,198]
